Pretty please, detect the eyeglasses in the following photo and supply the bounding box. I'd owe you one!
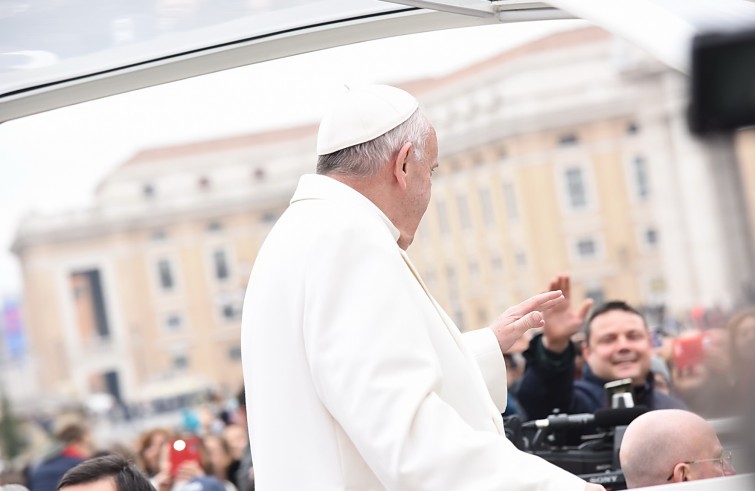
[666,449,734,481]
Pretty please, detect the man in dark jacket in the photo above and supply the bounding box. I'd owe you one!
[517,275,685,422]
[29,423,95,491]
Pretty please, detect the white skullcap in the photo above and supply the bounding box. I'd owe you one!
[316,85,419,156]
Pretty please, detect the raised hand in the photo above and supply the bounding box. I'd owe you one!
[542,274,593,353]
[489,290,565,354]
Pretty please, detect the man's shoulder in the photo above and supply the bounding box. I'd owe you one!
[573,377,606,410]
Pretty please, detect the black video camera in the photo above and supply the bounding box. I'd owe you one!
[505,406,648,491]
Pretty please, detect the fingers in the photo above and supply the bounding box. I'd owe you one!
[509,310,545,334]
[517,290,564,314]
[547,276,560,292]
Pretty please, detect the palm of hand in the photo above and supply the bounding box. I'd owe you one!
[544,301,586,340]
[542,274,593,345]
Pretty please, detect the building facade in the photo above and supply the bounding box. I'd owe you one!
[12,27,755,406]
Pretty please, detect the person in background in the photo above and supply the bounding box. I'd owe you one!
[57,455,153,491]
[150,435,227,491]
[726,309,755,405]
[134,428,171,477]
[202,435,237,491]
[28,423,95,491]
[670,328,734,418]
[517,274,686,421]
[232,388,252,491]
[650,355,672,395]
[241,84,601,491]
[619,409,735,487]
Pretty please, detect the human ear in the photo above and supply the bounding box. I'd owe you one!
[392,142,413,190]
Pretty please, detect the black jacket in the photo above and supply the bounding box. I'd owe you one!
[517,334,686,420]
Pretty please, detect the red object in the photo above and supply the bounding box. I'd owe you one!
[672,332,711,369]
[169,437,201,477]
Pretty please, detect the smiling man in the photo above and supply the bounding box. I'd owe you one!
[517,275,686,421]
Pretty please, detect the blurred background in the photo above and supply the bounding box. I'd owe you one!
[0,0,754,487]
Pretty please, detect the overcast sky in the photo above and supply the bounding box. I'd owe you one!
[0,19,588,297]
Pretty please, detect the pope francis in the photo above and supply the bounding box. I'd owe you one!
[241,85,601,491]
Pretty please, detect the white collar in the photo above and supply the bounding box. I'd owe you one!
[290,174,401,243]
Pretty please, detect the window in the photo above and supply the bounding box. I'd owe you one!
[221,302,240,321]
[491,255,503,271]
[198,175,211,190]
[515,251,527,268]
[479,188,494,225]
[213,250,229,281]
[142,183,155,198]
[457,194,471,229]
[228,346,242,361]
[69,269,111,340]
[446,265,458,296]
[261,211,277,223]
[503,181,519,220]
[165,313,183,331]
[645,228,658,246]
[632,156,650,199]
[157,259,174,290]
[565,167,587,209]
[252,168,266,181]
[627,122,639,135]
[577,238,597,258]
[206,221,223,232]
[173,354,189,370]
[151,229,166,241]
[558,133,579,146]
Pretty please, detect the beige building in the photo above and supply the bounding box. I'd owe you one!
[12,27,755,406]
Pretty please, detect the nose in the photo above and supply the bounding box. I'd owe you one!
[616,335,632,351]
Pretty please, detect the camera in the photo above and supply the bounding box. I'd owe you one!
[504,406,648,491]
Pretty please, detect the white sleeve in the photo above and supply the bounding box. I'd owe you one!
[303,224,585,491]
[463,328,508,413]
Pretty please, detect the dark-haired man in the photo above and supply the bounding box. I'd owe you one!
[517,275,686,421]
[57,455,152,491]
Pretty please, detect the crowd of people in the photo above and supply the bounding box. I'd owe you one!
[0,389,253,491]
[502,274,755,426]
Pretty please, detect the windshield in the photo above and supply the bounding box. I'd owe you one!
[0,11,753,487]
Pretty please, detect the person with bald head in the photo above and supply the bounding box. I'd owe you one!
[241,85,603,491]
[619,409,736,487]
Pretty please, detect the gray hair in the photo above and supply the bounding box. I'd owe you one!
[316,109,432,177]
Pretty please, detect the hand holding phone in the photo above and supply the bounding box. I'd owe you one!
[672,332,711,369]
[169,437,201,478]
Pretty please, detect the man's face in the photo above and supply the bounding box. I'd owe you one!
[684,428,736,481]
[583,309,652,385]
[401,126,438,247]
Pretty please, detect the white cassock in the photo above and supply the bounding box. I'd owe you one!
[241,174,586,491]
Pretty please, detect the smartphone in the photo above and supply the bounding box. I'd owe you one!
[169,436,201,477]
[672,332,711,369]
